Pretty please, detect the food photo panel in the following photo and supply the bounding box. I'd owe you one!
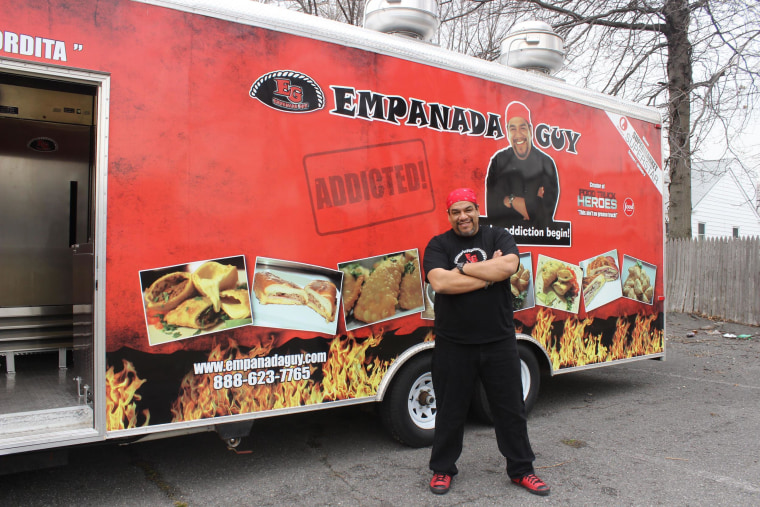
[140,255,252,346]
[339,249,425,331]
[252,257,343,335]
[510,252,534,312]
[621,255,656,304]
[534,254,582,314]
[580,250,623,312]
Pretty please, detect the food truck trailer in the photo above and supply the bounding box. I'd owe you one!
[0,0,665,463]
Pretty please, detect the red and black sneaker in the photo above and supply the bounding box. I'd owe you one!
[512,473,550,496]
[429,473,452,495]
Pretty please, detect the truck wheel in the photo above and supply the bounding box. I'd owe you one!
[380,353,435,448]
[471,342,540,424]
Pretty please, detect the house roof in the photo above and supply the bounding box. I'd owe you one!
[691,159,759,214]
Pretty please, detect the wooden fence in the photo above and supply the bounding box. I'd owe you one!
[666,236,760,325]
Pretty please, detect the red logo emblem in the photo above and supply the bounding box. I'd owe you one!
[623,198,635,216]
[250,71,324,113]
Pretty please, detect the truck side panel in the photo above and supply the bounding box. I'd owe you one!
[1,0,664,437]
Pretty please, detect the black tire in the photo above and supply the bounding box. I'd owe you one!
[471,341,541,424]
[380,353,436,448]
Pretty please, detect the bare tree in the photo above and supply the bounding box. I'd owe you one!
[267,0,759,237]
[436,0,760,238]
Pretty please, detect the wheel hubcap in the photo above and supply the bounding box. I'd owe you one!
[520,359,530,400]
[407,372,436,429]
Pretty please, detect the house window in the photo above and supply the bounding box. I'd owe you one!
[698,222,706,239]
[733,227,739,238]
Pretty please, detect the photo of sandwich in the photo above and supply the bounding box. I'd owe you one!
[339,250,425,331]
[139,255,253,346]
[582,274,607,305]
[305,280,338,323]
[580,250,623,311]
[254,271,307,306]
[251,257,342,335]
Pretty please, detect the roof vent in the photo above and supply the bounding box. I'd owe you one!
[499,21,564,75]
[363,0,439,42]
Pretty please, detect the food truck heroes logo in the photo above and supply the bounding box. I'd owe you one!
[250,71,325,112]
[578,182,618,218]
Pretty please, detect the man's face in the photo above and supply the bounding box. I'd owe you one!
[448,201,479,237]
[507,116,532,160]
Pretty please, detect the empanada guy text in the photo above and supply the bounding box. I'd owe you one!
[329,87,583,155]
[330,86,505,139]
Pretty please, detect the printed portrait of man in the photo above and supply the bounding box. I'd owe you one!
[484,101,560,229]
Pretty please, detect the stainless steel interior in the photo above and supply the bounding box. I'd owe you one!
[0,73,97,444]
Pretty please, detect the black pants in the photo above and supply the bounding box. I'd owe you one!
[429,337,536,479]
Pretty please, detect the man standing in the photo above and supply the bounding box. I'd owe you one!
[422,187,550,497]
[485,101,559,228]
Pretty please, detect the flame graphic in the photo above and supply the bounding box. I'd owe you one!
[170,329,402,422]
[106,359,150,430]
[530,308,663,370]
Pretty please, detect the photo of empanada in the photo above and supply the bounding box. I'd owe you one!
[139,255,252,346]
[165,297,220,330]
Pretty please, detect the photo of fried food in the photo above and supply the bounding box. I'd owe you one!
[540,259,564,290]
[510,262,531,309]
[164,296,221,330]
[340,264,370,313]
[623,259,654,303]
[353,254,405,324]
[341,250,425,329]
[398,251,423,310]
[220,289,252,320]
[535,255,581,313]
[139,255,252,346]
[191,261,238,312]
[144,272,197,314]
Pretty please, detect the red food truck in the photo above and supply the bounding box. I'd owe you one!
[0,0,665,463]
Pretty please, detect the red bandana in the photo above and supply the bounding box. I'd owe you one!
[506,101,531,125]
[446,188,478,210]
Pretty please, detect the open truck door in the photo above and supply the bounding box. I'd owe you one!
[0,64,109,457]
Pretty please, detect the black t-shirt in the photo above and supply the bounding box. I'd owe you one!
[485,146,559,227]
[422,225,519,344]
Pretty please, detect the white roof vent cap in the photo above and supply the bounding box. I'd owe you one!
[499,20,565,75]
[364,0,439,42]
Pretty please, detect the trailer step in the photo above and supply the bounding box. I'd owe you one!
[0,405,92,440]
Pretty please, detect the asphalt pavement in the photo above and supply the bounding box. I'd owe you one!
[1,313,758,506]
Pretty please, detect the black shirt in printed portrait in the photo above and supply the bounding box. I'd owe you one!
[422,225,519,345]
[485,146,560,228]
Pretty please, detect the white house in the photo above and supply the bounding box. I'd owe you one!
[665,159,760,238]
